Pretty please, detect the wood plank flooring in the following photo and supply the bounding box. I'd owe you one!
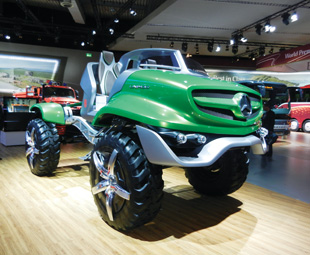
[0,142,309,255]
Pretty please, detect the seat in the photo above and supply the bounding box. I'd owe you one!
[98,51,118,95]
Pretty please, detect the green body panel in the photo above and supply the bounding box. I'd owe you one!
[30,102,66,124]
[93,70,263,135]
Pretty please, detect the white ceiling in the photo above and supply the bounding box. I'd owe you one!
[110,0,310,57]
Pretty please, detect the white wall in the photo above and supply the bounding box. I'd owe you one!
[0,41,100,93]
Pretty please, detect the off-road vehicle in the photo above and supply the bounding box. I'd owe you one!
[25,48,268,230]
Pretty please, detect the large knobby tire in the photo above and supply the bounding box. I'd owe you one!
[185,149,249,195]
[302,120,310,133]
[290,119,299,132]
[89,130,164,231]
[25,119,60,176]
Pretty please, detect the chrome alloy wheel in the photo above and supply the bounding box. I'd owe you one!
[91,149,130,221]
[25,127,39,169]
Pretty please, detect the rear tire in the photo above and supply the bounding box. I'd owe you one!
[90,130,164,231]
[290,119,299,132]
[25,119,60,176]
[302,120,310,133]
[185,149,249,195]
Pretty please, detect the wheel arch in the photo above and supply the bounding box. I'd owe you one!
[30,103,66,124]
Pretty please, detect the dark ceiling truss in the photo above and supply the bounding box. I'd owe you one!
[231,0,310,39]
[146,34,302,50]
[0,0,167,51]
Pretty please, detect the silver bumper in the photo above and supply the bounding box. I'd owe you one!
[136,125,268,167]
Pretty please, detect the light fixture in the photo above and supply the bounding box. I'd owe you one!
[92,30,96,35]
[240,35,247,43]
[232,45,238,54]
[181,42,188,52]
[282,12,290,25]
[246,46,250,52]
[114,18,119,23]
[269,48,274,54]
[215,44,221,52]
[255,24,262,35]
[60,0,73,8]
[291,11,298,22]
[109,28,114,35]
[230,38,235,45]
[129,8,137,16]
[195,43,199,54]
[170,41,174,48]
[207,41,214,52]
[5,35,11,40]
[225,45,229,51]
[259,46,265,56]
[264,21,276,33]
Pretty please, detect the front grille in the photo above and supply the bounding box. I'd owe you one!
[192,89,261,121]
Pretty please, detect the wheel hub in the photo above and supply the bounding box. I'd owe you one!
[91,149,130,221]
[25,127,39,169]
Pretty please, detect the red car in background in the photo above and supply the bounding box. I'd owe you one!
[284,85,310,132]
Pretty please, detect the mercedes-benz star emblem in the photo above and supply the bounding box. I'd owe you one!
[240,94,252,117]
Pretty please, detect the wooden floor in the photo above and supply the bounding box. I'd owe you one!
[0,142,309,255]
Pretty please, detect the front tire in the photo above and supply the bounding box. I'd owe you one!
[185,149,249,195]
[290,119,299,132]
[90,130,164,231]
[25,119,60,176]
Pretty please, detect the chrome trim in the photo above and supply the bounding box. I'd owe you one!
[70,116,100,144]
[136,125,268,167]
[63,106,74,124]
[92,150,130,222]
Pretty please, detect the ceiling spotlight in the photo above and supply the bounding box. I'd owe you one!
[265,21,276,33]
[195,44,199,54]
[291,11,298,22]
[282,12,290,25]
[269,48,274,54]
[226,45,229,51]
[255,24,262,35]
[215,44,221,52]
[109,28,114,35]
[81,41,85,46]
[232,45,238,54]
[114,18,119,23]
[246,46,250,52]
[170,41,174,48]
[5,35,11,40]
[207,41,214,52]
[181,42,188,52]
[240,35,247,43]
[129,8,137,16]
[259,46,265,56]
[230,38,235,45]
[92,30,96,35]
[60,0,73,8]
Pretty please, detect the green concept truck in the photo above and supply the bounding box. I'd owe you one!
[25,48,268,230]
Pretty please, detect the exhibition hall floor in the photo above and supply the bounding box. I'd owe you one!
[0,132,309,255]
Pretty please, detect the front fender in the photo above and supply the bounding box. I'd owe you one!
[30,103,66,124]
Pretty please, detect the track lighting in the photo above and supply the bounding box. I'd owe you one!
[129,8,137,16]
[225,45,229,51]
[92,30,96,35]
[5,35,10,40]
[109,28,114,35]
[255,24,262,35]
[240,35,247,43]
[232,45,238,54]
[114,18,119,23]
[81,41,85,46]
[170,41,174,48]
[195,44,199,55]
[181,42,188,52]
[269,48,274,54]
[207,41,214,52]
[259,46,265,56]
[282,12,290,25]
[264,21,276,33]
[230,38,235,45]
[215,44,221,52]
[291,11,298,22]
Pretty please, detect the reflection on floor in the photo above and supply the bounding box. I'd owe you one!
[247,131,310,203]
